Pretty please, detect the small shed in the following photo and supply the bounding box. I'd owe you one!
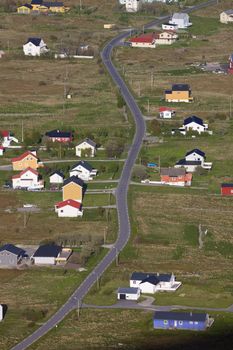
[117,287,140,301]
[0,304,3,321]
[153,311,212,331]
[221,183,233,196]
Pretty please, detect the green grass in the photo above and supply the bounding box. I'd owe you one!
[189,15,224,36]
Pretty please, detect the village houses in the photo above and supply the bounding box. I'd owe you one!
[55,199,83,217]
[12,167,44,190]
[172,116,210,136]
[62,176,84,202]
[44,129,73,143]
[159,107,175,119]
[23,37,49,56]
[175,149,212,172]
[12,150,42,171]
[220,9,233,24]
[165,84,193,103]
[130,272,181,294]
[31,244,72,265]
[75,138,97,157]
[169,13,192,29]
[160,167,192,186]
[49,170,64,185]
[129,31,178,48]
[18,0,69,14]
[0,244,26,266]
[69,161,97,181]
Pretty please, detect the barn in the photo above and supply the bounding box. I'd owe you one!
[221,183,233,196]
[117,287,140,301]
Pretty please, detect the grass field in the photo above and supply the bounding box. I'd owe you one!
[25,309,233,350]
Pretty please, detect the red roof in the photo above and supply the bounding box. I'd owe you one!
[1,130,9,137]
[12,167,39,179]
[159,107,175,112]
[0,145,4,150]
[129,33,156,44]
[56,199,82,210]
[12,151,38,163]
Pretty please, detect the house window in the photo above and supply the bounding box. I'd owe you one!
[194,322,198,325]
[164,320,168,325]
[61,210,63,213]
[133,280,136,284]
[189,321,193,324]
[179,321,183,325]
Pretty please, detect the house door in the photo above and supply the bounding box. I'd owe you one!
[174,320,177,328]
[119,294,126,300]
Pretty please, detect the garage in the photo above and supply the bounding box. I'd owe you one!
[117,287,140,301]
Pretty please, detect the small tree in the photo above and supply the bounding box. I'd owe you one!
[106,138,124,158]
[150,119,161,136]
[132,165,147,181]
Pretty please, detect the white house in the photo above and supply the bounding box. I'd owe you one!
[75,138,97,158]
[0,304,3,321]
[70,161,97,181]
[1,130,19,148]
[220,10,233,24]
[49,170,64,184]
[23,37,49,56]
[175,149,212,172]
[182,116,209,134]
[117,287,140,300]
[32,244,62,265]
[154,31,178,45]
[169,13,192,29]
[130,272,181,294]
[126,0,142,12]
[162,22,178,31]
[0,145,4,156]
[159,107,175,119]
[55,199,83,217]
[12,167,44,190]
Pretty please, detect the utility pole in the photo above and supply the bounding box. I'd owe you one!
[96,275,100,290]
[147,99,150,114]
[158,155,161,172]
[21,120,24,143]
[103,228,106,245]
[80,0,82,11]
[230,95,232,119]
[77,299,80,319]
[23,212,27,228]
[138,82,141,97]
[7,40,10,54]
[150,71,154,90]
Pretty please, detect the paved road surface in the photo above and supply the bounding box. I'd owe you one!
[11,1,217,349]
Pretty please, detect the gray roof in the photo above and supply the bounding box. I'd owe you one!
[131,272,172,283]
[0,244,25,256]
[172,13,189,19]
[117,287,139,294]
[77,138,96,148]
[153,311,208,322]
[160,167,186,177]
[223,9,233,15]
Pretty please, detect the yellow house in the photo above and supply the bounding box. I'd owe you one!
[62,176,84,203]
[31,0,44,11]
[165,84,193,103]
[45,3,69,13]
[12,151,41,171]
[17,4,33,14]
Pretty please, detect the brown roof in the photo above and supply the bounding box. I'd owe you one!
[160,167,186,177]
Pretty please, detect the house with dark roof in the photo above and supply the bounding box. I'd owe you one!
[62,176,84,202]
[75,138,97,158]
[70,161,97,181]
[0,244,26,266]
[160,167,192,187]
[172,116,212,136]
[23,37,49,56]
[165,84,193,103]
[117,287,140,301]
[130,272,181,294]
[220,9,233,24]
[44,129,73,143]
[32,244,62,265]
[175,148,212,172]
[153,311,213,331]
[49,170,64,184]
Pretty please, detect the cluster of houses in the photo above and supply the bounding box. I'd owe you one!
[117,272,181,300]
[0,243,72,267]
[17,0,69,15]
[0,130,19,156]
[119,1,180,14]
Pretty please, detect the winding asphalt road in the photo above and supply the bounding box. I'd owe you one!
[11,1,217,349]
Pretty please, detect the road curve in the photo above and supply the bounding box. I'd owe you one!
[11,1,217,349]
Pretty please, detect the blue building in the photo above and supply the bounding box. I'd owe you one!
[153,311,211,331]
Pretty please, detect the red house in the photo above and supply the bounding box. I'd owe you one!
[44,129,73,143]
[160,168,192,187]
[221,183,233,196]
